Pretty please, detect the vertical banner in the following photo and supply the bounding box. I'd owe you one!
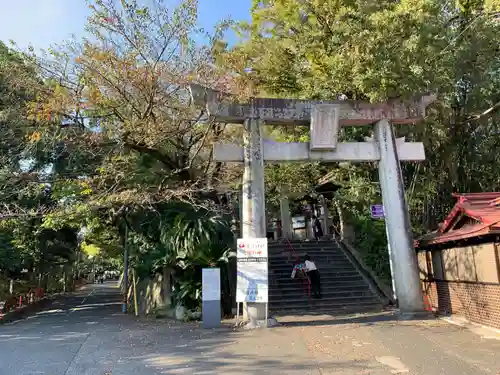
[202,268,221,329]
[236,238,268,303]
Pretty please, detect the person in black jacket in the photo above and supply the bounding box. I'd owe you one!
[312,216,323,240]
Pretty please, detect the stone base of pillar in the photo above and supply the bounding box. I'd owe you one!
[396,310,434,320]
[241,303,279,329]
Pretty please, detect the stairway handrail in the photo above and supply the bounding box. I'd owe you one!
[283,237,297,257]
[275,221,311,304]
[277,220,299,255]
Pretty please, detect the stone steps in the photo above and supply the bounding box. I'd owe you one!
[271,301,383,315]
[269,280,368,291]
[271,271,364,280]
[269,297,382,311]
[269,291,376,301]
[267,240,384,314]
[268,255,351,267]
[269,283,371,295]
[268,247,341,253]
[270,263,356,272]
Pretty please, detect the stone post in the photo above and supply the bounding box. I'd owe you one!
[319,195,330,237]
[241,117,268,326]
[280,197,292,239]
[374,119,425,313]
[239,188,244,238]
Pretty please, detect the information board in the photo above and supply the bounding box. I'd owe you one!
[202,268,221,301]
[236,238,268,303]
[292,216,306,229]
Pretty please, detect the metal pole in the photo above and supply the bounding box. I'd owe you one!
[122,223,129,314]
[384,222,397,301]
[374,119,425,313]
[236,302,240,326]
[265,303,268,328]
[132,268,138,316]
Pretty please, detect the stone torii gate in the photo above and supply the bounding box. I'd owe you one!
[190,84,435,324]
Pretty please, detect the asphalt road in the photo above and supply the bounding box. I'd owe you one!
[1,282,499,375]
[0,282,129,374]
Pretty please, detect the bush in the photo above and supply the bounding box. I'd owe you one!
[352,215,392,285]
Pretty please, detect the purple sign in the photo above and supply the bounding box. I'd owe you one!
[371,204,385,219]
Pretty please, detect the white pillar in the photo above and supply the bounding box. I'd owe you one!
[241,117,267,326]
[242,118,266,238]
[374,119,425,313]
[280,197,292,239]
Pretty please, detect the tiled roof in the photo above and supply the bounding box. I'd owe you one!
[416,192,500,248]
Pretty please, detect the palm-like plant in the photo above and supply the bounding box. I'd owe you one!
[129,201,235,311]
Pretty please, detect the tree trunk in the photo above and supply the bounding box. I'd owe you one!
[63,264,73,292]
[332,199,355,242]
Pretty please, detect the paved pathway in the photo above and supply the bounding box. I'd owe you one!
[0,282,499,374]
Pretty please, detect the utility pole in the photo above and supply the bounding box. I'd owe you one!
[122,223,129,314]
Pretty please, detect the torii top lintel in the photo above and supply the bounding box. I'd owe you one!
[189,84,436,126]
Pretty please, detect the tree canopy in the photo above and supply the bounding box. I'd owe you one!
[0,0,238,306]
[214,0,500,281]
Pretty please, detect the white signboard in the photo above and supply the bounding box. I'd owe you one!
[292,216,306,229]
[236,238,268,303]
[202,268,220,301]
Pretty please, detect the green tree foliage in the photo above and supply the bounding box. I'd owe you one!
[28,0,236,210]
[216,0,500,282]
[126,202,235,310]
[9,0,500,305]
[0,41,40,168]
[2,0,239,310]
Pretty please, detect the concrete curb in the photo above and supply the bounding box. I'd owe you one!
[441,315,500,340]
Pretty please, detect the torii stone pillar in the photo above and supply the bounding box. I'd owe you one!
[241,118,266,239]
[189,84,435,320]
[241,117,267,324]
[375,119,421,309]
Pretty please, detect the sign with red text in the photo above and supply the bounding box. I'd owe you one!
[236,238,268,303]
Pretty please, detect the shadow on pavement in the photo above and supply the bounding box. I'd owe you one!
[275,311,437,328]
[129,322,376,374]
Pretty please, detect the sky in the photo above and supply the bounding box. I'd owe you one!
[0,0,251,51]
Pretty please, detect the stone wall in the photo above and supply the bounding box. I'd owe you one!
[422,280,500,329]
[128,270,171,315]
